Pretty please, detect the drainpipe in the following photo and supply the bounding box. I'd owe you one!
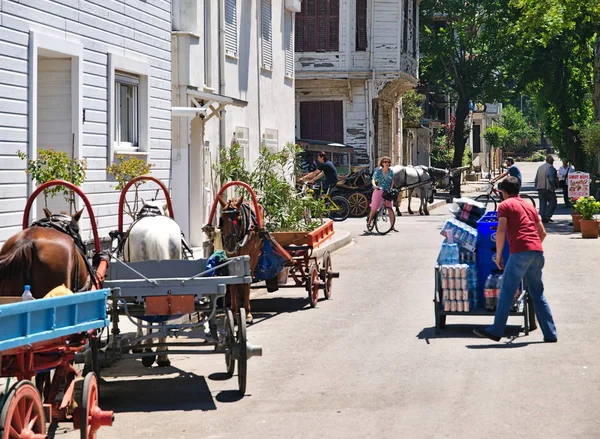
[218,0,226,150]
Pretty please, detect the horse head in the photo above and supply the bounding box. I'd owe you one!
[139,198,168,217]
[219,196,247,254]
[43,207,84,237]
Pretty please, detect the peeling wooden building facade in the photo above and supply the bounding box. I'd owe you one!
[294,0,420,167]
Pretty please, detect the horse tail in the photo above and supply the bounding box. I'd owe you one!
[0,239,35,290]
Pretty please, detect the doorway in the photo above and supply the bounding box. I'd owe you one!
[36,55,73,218]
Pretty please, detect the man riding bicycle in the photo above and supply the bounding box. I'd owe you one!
[492,157,522,189]
[298,151,338,196]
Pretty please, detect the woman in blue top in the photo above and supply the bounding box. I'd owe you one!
[367,156,394,226]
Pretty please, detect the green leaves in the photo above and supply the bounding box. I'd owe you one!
[214,143,327,232]
[106,156,154,191]
[17,148,87,206]
[483,125,510,150]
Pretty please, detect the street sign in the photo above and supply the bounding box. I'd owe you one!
[568,172,590,199]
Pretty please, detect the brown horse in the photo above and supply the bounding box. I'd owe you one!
[217,196,263,324]
[0,208,90,298]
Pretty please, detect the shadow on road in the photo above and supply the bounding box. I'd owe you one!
[99,368,218,413]
[417,324,526,343]
[248,296,314,327]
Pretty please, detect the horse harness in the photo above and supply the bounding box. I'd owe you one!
[111,205,194,260]
[31,215,99,291]
[396,166,435,191]
[221,202,260,253]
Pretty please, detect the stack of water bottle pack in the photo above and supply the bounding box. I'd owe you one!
[437,242,478,313]
[439,218,478,251]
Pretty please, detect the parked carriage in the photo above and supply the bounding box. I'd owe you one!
[0,181,114,439]
[103,177,262,396]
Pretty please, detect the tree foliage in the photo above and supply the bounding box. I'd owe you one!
[483,125,509,150]
[498,105,539,152]
[402,90,425,127]
[106,156,154,219]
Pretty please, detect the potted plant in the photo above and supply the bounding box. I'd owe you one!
[573,196,600,238]
[571,198,583,232]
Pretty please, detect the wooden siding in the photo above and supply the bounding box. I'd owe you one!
[0,0,172,245]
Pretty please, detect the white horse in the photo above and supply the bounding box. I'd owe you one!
[391,165,450,216]
[124,198,182,367]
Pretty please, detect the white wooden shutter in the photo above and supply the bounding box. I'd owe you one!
[261,0,273,69]
[225,0,238,57]
[284,11,294,77]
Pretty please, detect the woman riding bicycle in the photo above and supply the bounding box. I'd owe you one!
[367,156,394,228]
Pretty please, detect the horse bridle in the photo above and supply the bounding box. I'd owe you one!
[221,202,256,253]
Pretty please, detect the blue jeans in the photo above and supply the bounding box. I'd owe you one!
[487,251,557,341]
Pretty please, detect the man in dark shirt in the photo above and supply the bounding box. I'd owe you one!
[473,176,557,343]
[299,152,338,195]
[493,157,522,188]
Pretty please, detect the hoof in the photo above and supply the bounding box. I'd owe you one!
[425,211,430,216]
[141,354,156,368]
[131,346,143,354]
[408,211,414,215]
[157,358,171,367]
[246,313,254,325]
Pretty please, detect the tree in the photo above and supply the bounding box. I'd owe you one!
[483,125,509,150]
[498,105,539,153]
[401,90,425,128]
[420,0,519,194]
[507,0,600,169]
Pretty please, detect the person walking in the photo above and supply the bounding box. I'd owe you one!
[473,176,557,343]
[534,155,558,223]
[558,158,574,207]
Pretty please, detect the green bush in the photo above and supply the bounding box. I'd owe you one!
[573,196,600,220]
[106,156,154,219]
[213,142,328,232]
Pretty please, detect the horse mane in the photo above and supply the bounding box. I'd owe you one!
[0,235,35,292]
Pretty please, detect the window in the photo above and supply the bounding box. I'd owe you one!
[295,0,339,52]
[234,126,250,164]
[299,101,343,143]
[356,0,368,51]
[108,52,149,157]
[472,124,481,154]
[261,0,273,70]
[402,0,409,53]
[284,10,294,77]
[263,128,279,153]
[225,0,237,57]
[115,73,139,148]
[412,0,418,57]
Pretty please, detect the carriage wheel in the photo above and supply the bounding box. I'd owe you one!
[225,308,236,377]
[307,263,320,308]
[79,373,113,439]
[0,381,47,439]
[347,193,369,217]
[322,252,333,300]
[237,308,248,396]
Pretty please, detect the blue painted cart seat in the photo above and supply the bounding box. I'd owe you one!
[0,289,110,352]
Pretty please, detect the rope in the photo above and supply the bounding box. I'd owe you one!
[109,255,158,285]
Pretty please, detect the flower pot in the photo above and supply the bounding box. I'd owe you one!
[579,219,599,239]
[571,213,582,232]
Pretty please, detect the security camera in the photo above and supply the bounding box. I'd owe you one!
[198,111,206,119]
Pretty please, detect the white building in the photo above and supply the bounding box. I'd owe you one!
[294,0,420,168]
[171,0,300,247]
[468,102,503,173]
[0,0,173,245]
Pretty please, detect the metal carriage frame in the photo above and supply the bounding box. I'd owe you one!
[0,290,114,439]
[103,177,262,396]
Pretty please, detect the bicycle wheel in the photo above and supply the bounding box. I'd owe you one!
[329,196,350,221]
[375,207,395,235]
[475,194,498,211]
[521,194,536,208]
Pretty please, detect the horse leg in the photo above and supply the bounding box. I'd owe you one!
[243,284,253,325]
[395,192,403,216]
[156,335,170,367]
[424,195,431,216]
[132,320,144,353]
[141,324,156,367]
[407,189,414,215]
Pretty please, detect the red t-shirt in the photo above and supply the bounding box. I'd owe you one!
[497,196,543,254]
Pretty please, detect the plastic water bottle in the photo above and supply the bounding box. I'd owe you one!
[22,285,33,301]
[440,243,448,265]
[484,275,493,311]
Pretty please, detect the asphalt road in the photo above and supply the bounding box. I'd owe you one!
[60,160,600,439]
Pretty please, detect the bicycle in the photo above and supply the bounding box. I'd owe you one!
[475,179,536,211]
[298,182,350,222]
[366,189,397,235]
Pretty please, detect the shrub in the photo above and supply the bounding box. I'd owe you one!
[106,156,154,219]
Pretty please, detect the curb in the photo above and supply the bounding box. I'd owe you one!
[314,230,353,258]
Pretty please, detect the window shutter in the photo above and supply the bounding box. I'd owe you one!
[261,0,273,69]
[285,11,294,77]
[402,0,409,53]
[295,7,304,52]
[333,101,343,143]
[225,0,238,56]
[356,0,368,51]
[328,0,339,51]
[299,101,343,142]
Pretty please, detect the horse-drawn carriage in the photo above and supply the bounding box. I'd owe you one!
[102,176,262,396]
[0,181,114,438]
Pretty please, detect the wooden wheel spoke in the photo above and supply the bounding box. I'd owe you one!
[12,399,24,433]
[24,399,34,427]
[9,424,20,438]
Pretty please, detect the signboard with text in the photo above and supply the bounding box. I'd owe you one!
[568,172,590,200]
